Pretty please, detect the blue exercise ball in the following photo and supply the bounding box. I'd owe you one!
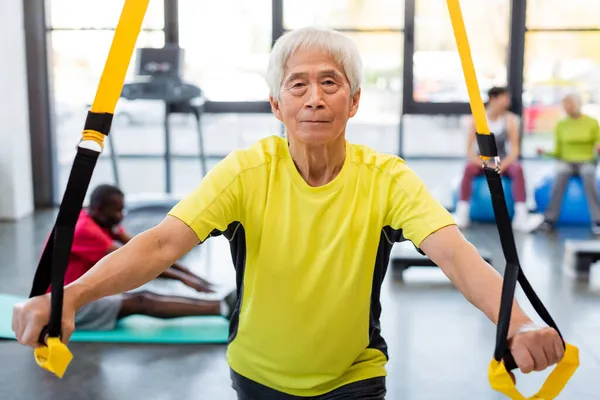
[453,175,514,222]
[534,175,600,225]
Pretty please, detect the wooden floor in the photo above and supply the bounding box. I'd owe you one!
[1,207,599,399]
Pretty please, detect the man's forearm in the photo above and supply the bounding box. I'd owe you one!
[66,229,178,310]
[446,239,532,332]
[159,267,189,281]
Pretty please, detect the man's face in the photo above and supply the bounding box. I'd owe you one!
[94,194,125,229]
[563,97,577,116]
[270,48,360,145]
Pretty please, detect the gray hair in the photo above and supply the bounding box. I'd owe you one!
[564,92,582,112]
[265,27,363,100]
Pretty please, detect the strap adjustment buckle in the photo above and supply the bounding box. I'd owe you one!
[476,132,501,171]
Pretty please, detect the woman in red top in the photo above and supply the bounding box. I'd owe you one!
[54,184,235,331]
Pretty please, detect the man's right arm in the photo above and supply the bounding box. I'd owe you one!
[66,215,200,310]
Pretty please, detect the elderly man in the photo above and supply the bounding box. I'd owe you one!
[536,93,600,234]
[14,27,563,399]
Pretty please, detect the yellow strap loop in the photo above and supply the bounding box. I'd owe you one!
[488,344,579,399]
[81,130,106,148]
[34,0,149,378]
[34,338,73,379]
[445,0,580,398]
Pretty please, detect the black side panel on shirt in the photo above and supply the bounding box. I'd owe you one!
[368,226,402,358]
[368,226,408,359]
[211,222,247,343]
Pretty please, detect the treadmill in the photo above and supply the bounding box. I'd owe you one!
[108,45,206,211]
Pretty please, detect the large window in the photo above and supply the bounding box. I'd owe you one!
[178,0,272,102]
[49,0,165,30]
[412,0,510,104]
[344,33,403,154]
[526,0,600,30]
[522,0,600,157]
[48,1,166,200]
[283,0,404,30]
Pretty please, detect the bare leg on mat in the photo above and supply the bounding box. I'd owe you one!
[117,290,222,319]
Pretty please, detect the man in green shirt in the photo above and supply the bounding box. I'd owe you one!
[536,93,600,234]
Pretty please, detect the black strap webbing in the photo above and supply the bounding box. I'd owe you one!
[29,146,101,339]
[83,111,114,135]
[476,133,498,158]
[482,167,565,370]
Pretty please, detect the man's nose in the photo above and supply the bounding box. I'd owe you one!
[305,84,325,109]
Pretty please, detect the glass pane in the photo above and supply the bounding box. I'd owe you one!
[402,114,471,156]
[283,0,404,30]
[343,33,403,154]
[526,0,600,30]
[413,0,509,102]
[522,32,600,156]
[49,0,165,30]
[178,0,272,102]
[50,30,165,191]
[57,158,164,200]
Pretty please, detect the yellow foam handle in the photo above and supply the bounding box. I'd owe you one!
[34,338,73,379]
[34,0,149,378]
[488,343,579,399]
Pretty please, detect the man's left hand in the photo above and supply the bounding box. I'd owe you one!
[508,324,565,374]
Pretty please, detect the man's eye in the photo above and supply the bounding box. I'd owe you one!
[292,83,305,88]
[323,80,335,85]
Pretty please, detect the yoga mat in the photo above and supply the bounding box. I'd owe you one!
[0,294,229,344]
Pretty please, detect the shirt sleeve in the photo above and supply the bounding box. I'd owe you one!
[168,151,244,242]
[385,162,456,248]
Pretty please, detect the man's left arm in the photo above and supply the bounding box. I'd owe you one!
[112,228,213,292]
[387,163,564,374]
[419,225,565,373]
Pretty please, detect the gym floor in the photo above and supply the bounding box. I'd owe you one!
[2,166,600,399]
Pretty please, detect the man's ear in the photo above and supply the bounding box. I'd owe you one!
[270,95,284,122]
[348,88,361,118]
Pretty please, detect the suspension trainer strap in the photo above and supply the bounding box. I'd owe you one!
[445,1,579,398]
[28,0,150,378]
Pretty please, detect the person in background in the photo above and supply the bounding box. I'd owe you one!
[535,93,600,234]
[47,184,236,331]
[453,86,543,232]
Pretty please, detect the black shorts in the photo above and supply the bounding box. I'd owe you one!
[230,369,386,400]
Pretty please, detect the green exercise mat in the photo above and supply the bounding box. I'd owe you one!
[0,293,229,344]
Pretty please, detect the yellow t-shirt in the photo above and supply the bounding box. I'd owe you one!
[168,135,455,396]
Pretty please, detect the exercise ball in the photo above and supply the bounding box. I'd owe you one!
[453,175,514,222]
[534,175,600,225]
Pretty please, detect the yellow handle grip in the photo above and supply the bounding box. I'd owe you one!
[34,338,73,379]
[488,343,579,399]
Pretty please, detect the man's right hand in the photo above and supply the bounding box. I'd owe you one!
[12,294,76,348]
